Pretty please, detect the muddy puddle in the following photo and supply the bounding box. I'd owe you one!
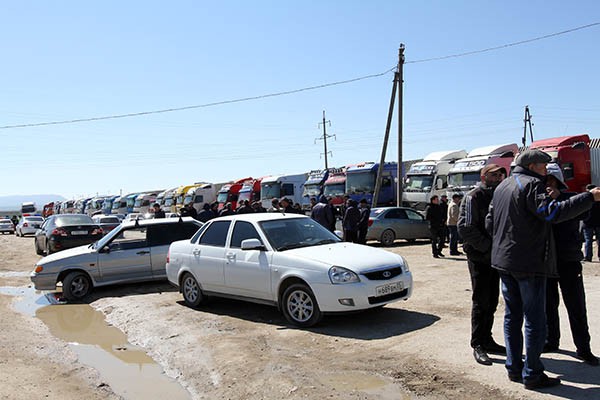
[320,372,411,399]
[0,286,190,400]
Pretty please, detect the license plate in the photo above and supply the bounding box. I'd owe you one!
[71,230,88,235]
[375,281,403,297]
[33,224,40,228]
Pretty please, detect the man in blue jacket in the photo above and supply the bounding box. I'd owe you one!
[488,149,600,390]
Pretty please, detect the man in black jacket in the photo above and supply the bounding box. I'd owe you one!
[457,163,506,366]
[425,195,445,258]
[544,164,598,366]
[357,198,370,244]
[342,199,360,242]
[488,150,600,389]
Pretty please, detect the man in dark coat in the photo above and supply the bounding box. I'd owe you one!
[581,184,600,261]
[488,150,600,389]
[544,164,598,366]
[185,203,198,219]
[425,195,445,258]
[280,198,298,214]
[236,200,254,214]
[152,203,165,219]
[458,164,506,366]
[311,196,335,232]
[357,199,370,244]
[198,203,215,222]
[342,199,360,242]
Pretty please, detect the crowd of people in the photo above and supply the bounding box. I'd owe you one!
[421,150,600,390]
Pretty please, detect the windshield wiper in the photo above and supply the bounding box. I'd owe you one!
[276,243,309,251]
[314,239,337,246]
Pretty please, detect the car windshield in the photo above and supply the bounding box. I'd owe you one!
[404,175,434,191]
[346,172,375,194]
[261,183,281,200]
[259,217,341,251]
[448,172,481,189]
[56,215,94,226]
[323,183,345,196]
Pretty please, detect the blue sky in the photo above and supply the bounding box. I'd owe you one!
[2,1,599,199]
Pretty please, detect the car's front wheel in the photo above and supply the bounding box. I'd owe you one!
[62,272,92,301]
[181,272,205,308]
[380,229,396,246]
[282,283,322,327]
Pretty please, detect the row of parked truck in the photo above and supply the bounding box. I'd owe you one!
[39,134,599,217]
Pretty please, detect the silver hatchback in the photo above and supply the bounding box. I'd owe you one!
[30,217,202,301]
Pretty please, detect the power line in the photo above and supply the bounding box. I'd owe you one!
[0,67,396,130]
[406,22,599,64]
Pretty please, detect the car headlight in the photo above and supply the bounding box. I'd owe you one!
[329,266,360,284]
[401,256,410,272]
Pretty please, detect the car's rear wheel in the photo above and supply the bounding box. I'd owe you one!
[181,272,205,308]
[62,272,92,301]
[380,229,396,247]
[282,283,322,327]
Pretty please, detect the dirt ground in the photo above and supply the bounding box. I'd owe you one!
[1,233,599,399]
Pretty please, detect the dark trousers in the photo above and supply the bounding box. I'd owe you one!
[344,230,358,243]
[357,228,368,244]
[545,262,591,353]
[430,227,444,255]
[468,258,500,348]
[448,225,459,254]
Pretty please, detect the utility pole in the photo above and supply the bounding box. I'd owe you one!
[316,110,335,169]
[522,105,534,147]
[373,44,404,208]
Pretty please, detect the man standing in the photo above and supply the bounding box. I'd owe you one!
[357,199,370,244]
[581,184,600,262]
[311,196,335,232]
[457,164,506,366]
[152,203,165,219]
[544,164,598,366]
[342,199,360,242]
[447,194,462,256]
[488,150,600,389]
[425,195,445,258]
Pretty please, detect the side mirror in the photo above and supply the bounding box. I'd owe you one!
[100,245,111,254]
[241,239,265,251]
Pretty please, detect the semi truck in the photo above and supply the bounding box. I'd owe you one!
[217,177,253,211]
[111,196,128,215]
[323,166,349,212]
[402,149,467,210]
[237,178,263,206]
[301,169,329,211]
[345,162,398,206]
[184,183,217,213]
[133,190,162,214]
[260,172,309,209]
[446,143,518,197]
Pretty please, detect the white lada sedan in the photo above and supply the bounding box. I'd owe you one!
[166,213,412,327]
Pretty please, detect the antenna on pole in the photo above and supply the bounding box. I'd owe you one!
[316,110,335,169]
[522,105,534,147]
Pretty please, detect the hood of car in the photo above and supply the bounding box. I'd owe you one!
[39,245,96,265]
[284,242,404,272]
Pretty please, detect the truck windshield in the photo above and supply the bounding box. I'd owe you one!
[302,184,321,197]
[261,183,281,200]
[404,175,434,191]
[134,198,143,207]
[126,198,136,207]
[164,197,173,207]
[217,192,229,203]
[176,195,185,205]
[448,172,481,189]
[21,205,36,213]
[346,172,375,194]
[324,183,345,196]
[238,191,252,203]
[112,201,120,210]
[184,195,193,205]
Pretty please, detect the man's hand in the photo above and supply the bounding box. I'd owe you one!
[547,186,560,199]
[591,187,600,201]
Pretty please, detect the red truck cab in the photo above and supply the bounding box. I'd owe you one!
[217,177,253,211]
[529,134,590,192]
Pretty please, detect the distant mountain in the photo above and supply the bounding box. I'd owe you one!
[0,194,66,211]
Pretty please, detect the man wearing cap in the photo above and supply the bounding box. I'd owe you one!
[544,164,598,366]
[458,163,506,366]
[488,149,600,389]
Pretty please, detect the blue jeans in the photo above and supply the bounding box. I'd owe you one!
[582,226,600,260]
[500,273,547,382]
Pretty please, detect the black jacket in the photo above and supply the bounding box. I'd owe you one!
[487,166,593,277]
[358,206,370,230]
[582,201,600,228]
[311,202,335,231]
[343,203,360,231]
[457,183,494,264]
[424,203,445,230]
[553,192,585,269]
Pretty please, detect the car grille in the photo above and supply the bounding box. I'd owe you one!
[362,266,403,280]
[368,288,409,304]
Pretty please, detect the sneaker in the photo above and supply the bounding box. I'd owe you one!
[524,373,561,390]
[576,350,599,366]
[473,346,492,366]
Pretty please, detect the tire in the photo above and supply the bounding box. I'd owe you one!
[34,239,44,256]
[380,229,396,247]
[181,272,205,308]
[62,271,92,301]
[281,283,322,327]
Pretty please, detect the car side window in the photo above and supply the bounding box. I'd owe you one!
[230,221,262,248]
[198,221,231,247]
[385,209,407,219]
[147,222,201,246]
[109,227,148,250]
[406,210,424,220]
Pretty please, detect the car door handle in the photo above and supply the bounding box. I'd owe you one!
[136,250,150,255]
[192,249,201,256]
[226,252,235,260]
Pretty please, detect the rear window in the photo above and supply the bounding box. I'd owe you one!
[55,215,94,226]
[25,217,44,222]
[99,217,120,224]
[0,219,11,223]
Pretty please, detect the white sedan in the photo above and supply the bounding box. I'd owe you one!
[166,213,412,327]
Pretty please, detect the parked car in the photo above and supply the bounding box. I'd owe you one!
[91,215,121,235]
[166,213,412,327]
[30,217,202,301]
[366,207,431,246]
[113,213,126,222]
[34,214,103,255]
[123,213,144,222]
[15,216,45,237]
[0,219,15,234]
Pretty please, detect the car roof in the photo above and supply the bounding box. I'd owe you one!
[119,216,201,228]
[208,212,309,224]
